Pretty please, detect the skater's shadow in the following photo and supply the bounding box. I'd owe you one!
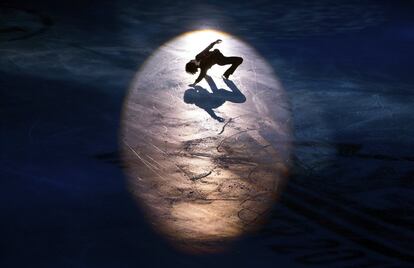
[183,76,246,122]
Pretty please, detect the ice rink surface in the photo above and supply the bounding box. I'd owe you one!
[121,30,290,252]
[1,0,414,267]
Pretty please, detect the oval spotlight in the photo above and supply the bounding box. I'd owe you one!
[120,29,291,253]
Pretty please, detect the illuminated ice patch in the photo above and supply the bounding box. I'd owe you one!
[120,29,291,253]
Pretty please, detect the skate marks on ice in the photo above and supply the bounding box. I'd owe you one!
[120,30,291,252]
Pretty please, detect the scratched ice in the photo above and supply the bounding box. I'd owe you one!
[120,30,291,253]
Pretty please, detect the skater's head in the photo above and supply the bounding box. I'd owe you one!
[185,60,198,74]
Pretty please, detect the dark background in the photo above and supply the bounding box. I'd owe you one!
[1,0,413,267]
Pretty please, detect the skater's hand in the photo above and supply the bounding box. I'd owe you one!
[215,39,222,44]
[216,116,225,123]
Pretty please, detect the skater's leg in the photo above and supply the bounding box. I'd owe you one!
[217,56,243,79]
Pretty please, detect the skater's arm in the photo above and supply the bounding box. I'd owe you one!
[203,39,221,53]
[194,68,207,84]
[196,39,222,59]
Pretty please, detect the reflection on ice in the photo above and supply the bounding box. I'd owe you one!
[121,29,291,253]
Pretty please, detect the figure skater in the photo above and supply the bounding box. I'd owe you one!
[185,39,243,85]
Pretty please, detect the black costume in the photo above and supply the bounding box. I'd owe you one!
[194,42,243,84]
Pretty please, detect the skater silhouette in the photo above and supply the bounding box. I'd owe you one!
[184,75,246,122]
[186,39,243,85]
